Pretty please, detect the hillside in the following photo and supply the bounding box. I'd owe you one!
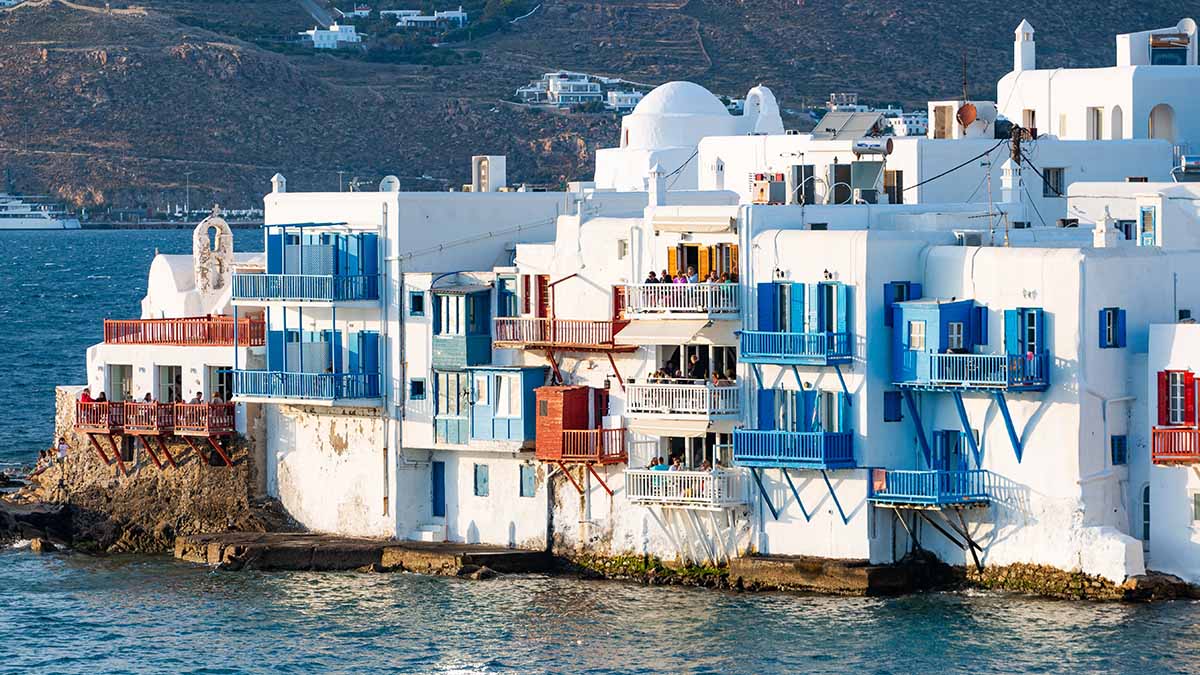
[0,0,1190,211]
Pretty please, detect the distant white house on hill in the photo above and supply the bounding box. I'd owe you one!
[299,23,362,49]
[392,6,469,30]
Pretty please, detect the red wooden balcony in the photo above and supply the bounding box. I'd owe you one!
[104,316,265,347]
[537,428,627,465]
[123,402,175,435]
[174,403,236,436]
[1152,428,1200,465]
[75,401,125,433]
[494,318,634,352]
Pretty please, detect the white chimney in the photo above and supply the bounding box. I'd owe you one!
[271,173,287,194]
[1001,157,1023,205]
[1014,19,1036,72]
[1093,207,1119,248]
[648,163,666,207]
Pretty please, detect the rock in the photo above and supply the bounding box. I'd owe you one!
[357,562,387,574]
[30,537,57,553]
[468,566,497,580]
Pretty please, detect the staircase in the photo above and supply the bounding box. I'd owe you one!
[407,522,447,542]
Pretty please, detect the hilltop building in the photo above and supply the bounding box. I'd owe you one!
[299,23,361,49]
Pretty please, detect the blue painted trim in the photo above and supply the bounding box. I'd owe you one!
[833,363,851,404]
[750,467,779,521]
[820,469,849,524]
[901,389,932,467]
[780,469,812,522]
[752,363,763,389]
[951,391,982,467]
[994,392,1023,463]
[790,364,803,390]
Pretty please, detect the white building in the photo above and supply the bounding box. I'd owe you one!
[606,89,644,113]
[395,6,468,29]
[300,23,361,49]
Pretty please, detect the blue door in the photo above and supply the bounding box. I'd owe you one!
[431,461,446,518]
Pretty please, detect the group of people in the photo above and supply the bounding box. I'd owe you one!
[33,436,70,476]
[644,266,738,285]
[78,388,224,405]
[646,456,717,472]
[648,354,735,385]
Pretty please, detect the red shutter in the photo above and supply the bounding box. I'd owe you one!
[521,275,531,315]
[1187,371,1197,427]
[1158,371,1169,426]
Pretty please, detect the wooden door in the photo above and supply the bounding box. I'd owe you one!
[536,275,550,318]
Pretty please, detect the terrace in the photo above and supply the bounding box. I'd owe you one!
[619,283,739,318]
[731,429,855,470]
[738,330,852,366]
[1152,428,1200,465]
[232,273,380,303]
[625,382,740,418]
[896,352,1049,392]
[867,469,993,508]
[493,318,635,352]
[103,316,265,346]
[232,370,381,403]
[535,428,628,465]
[625,469,748,510]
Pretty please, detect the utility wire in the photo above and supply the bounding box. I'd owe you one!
[1020,151,1063,197]
[903,138,1008,193]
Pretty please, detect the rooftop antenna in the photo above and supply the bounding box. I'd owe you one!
[956,51,977,131]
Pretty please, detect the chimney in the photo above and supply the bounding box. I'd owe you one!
[1001,157,1023,205]
[648,163,667,207]
[1093,207,1119,248]
[271,173,287,194]
[1014,19,1036,72]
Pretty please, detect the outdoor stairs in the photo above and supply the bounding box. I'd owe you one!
[408,522,447,543]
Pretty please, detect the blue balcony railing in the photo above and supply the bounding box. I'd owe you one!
[868,469,993,506]
[732,429,855,469]
[738,330,852,365]
[233,370,381,401]
[898,352,1049,391]
[232,274,380,302]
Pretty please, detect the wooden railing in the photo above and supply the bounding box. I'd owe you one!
[493,318,623,348]
[868,469,993,506]
[547,428,627,464]
[174,403,236,435]
[626,382,740,416]
[75,401,125,432]
[233,370,381,400]
[625,469,747,508]
[1152,428,1200,464]
[621,283,739,315]
[738,330,852,364]
[232,273,380,302]
[123,402,176,434]
[732,429,855,468]
[104,316,265,346]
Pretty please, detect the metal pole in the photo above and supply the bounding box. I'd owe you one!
[184,171,193,217]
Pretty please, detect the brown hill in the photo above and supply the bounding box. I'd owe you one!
[0,0,1190,211]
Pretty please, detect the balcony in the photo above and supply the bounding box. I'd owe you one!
[493,318,634,351]
[232,273,380,303]
[738,330,852,366]
[1152,428,1200,465]
[625,382,740,417]
[868,469,993,507]
[625,469,748,510]
[536,428,627,465]
[75,401,125,434]
[232,370,381,402]
[897,353,1049,392]
[620,283,739,317]
[732,430,855,470]
[104,316,265,347]
[123,402,175,435]
[174,403,236,436]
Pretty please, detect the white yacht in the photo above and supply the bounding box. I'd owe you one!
[0,193,81,230]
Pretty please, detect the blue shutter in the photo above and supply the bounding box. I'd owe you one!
[361,331,380,375]
[1030,308,1045,353]
[789,283,806,333]
[836,392,849,433]
[932,431,946,471]
[266,231,284,274]
[972,305,988,346]
[883,282,898,326]
[883,391,902,422]
[1117,309,1127,348]
[757,389,776,430]
[267,330,284,371]
[361,233,379,277]
[803,389,819,432]
[1098,309,1108,348]
[1004,309,1020,355]
[910,283,922,301]
[348,331,361,373]
[806,283,819,333]
[332,330,343,373]
[344,234,359,276]
[836,283,850,334]
[756,283,778,331]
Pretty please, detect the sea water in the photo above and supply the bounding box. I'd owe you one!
[2,230,1199,674]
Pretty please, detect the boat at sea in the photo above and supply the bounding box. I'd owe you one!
[0,193,81,230]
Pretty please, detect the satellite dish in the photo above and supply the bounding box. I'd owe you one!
[977,104,997,124]
[379,175,401,192]
[956,102,978,128]
[1179,18,1197,36]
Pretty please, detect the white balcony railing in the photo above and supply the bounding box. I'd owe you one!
[625,382,740,416]
[622,283,739,316]
[625,469,747,508]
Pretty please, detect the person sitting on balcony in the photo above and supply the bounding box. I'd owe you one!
[686,266,699,283]
[660,269,670,284]
[652,456,670,472]
[704,270,718,283]
[79,388,93,403]
[95,392,107,403]
[699,460,712,472]
[647,457,660,470]
[142,393,154,403]
[189,392,204,405]
[210,393,224,404]
[688,354,706,380]
[669,457,683,471]
[645,271,659,284]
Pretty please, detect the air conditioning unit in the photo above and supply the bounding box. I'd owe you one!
[955,231,985,247]
[1057,218,1079,228]
[1180,309,1193,322]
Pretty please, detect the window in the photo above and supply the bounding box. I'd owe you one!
[1087,107,1104,140]
[1099,307,1126,348]
[473,375,489,405]
[1141,484,1151,542]
[1169,371,1188,425]
[908,320,926,350]
[884,170,903,205]
[409,378,426,401]
[883,281,919,327]
[1042,167,1064,197]
[539,400,548,416]
[497,277,518,317]
[617,239,629,259]
[883,391,903,423]
[409,291,425,316]
[1022,109,1037,131]
[1193,493,1200,523]
[494,374,520,417]
[474,464,489,497]
[519,464,537,498]
[1115,220,1135,240]
[1111,435,1128,466]
[437,295,462,335]
[948,322,964,350]
[1140,206,1157,246]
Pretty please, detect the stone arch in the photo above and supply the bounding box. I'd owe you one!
[193,208,234,294]
[1149,103,1176,142]
[1110,105,1123,140]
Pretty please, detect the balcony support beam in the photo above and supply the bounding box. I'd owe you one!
[181,436,207,465]
[555,461,585,495]
[544,350,564,385]
[993,392,1023,463]
[106,434,127,476]
[951,392,982,467]
[136,436,164,470]
[751,364,763,389]
[780,469,812,522]
[820,470,850,525]
[901,389,932,467]
[749,467,780,520]
[833,364,852,404]
[156,437,178,469]
[586,464,613,497]
[790,365,803,390]
[207,437,234,467]
[605,353,626,393]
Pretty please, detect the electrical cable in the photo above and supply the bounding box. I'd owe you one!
[903,138,1007,193]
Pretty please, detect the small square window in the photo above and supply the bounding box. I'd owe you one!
[409,291,425,316]
[1111,435,1128,466]
[1193,494,1200,522]
[948,322,964,350]
[539,400,548,416]
[519,464,536,498]
[1100,307,1125,349]
[474,464,490,497]
[883,391,903,423]
[908,320,926,350]
[409,378,426,401]
[1042,168,1065,198]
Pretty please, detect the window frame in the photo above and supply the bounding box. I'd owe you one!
[519,464,537,498]
[409,378,427,401]
[947,321,964,350]
[1042,167,1065,198]
[473,463,490,497]
[1110,435,1128,466]
[1169,371,1188,425]
[408,290,425,316]
[908,320,926,351]
[883,391,903,423]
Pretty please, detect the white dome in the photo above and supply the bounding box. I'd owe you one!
[631,81,729,117]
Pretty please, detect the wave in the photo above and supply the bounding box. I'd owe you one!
[8,539,31,550]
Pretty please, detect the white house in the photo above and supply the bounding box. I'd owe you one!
[300,23,361,49]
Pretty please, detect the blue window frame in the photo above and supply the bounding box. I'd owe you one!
[519,464,536,498]
[474,464,490,497]
[497,276,519,318]
[409,378,426,401]
[1111,435,1128,466]
[883,281,921,327]
[1099,307,1127,349]
[883,391,903,422]
[409,291,426,316]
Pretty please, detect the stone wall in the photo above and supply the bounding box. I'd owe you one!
[965,562,1200,601]
[18,387,296,553]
